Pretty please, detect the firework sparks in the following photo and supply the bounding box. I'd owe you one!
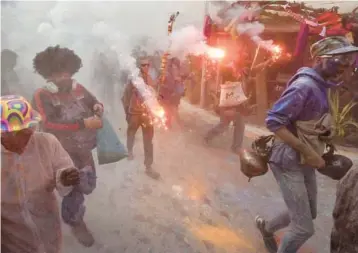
[141,100,168,130]
[272,45,282,60]
[207,47,226,60]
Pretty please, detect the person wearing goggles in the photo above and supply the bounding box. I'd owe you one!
[255,36,358,253]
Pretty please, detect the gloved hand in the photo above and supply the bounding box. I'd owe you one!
[60,168,80,186]
[93,103,104,117]
[84,116,103,129]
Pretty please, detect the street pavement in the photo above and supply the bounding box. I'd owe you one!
[61,100,358,253]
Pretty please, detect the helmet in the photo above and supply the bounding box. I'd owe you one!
[239,148,268,181]
[319,144,353,180]
[239,135,274,181]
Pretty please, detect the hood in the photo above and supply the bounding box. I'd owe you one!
[290,67,336,89]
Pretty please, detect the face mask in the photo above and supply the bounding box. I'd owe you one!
[320,54,356,85]
[44,82,59,93]
[44,80,75,93]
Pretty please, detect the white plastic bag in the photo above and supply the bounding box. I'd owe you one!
[219,81,248,107]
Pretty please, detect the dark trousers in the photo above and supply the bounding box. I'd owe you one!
[126,114,154,168]
[205,111,245,152]
[61,149,96,226]
[163,101,181,128]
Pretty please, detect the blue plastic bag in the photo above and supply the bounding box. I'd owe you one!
[97,115,127,165]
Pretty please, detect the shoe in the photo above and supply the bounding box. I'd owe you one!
[145,167,161,180]
[127,152,134,161]
[71,221,95,247]
[255,216,278,253]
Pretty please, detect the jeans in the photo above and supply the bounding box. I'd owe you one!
[61,149,96,226]
[266,143,317,253]
[205,111,245,152]
[126,114,154,168]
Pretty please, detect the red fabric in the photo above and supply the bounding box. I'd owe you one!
[203,15,212,38]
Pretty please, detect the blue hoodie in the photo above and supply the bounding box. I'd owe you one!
[266,67,335,168]
[266,67,335,134]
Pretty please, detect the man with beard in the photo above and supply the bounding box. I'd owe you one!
[31,45,104,247]
[255,37,358,253]
[121,55,160,180]
[1,95,80,253]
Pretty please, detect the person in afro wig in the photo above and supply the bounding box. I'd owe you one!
[32,45,104,247]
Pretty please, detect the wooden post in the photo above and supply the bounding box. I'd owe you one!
[255,63,268,124]
[199,0,209,108]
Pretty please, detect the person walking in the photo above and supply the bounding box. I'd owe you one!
[122,55,160,180]
[31,45,104,247]
[255,36,358,253]
[1,95,80,253]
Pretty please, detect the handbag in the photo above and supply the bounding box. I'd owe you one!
[97,115,128,165]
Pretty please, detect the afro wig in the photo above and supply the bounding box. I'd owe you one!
[33,45,82,79]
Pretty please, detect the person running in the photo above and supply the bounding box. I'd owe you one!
[159,57,185,129]
[31,45,104,247]
[204,55,273,153]
[255,36,358,253]
[1,95,80,253]
[121,55,160,180]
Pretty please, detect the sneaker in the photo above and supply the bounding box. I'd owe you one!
[255,216,278,253]
[145,167,161,180]
[71,221,95,247]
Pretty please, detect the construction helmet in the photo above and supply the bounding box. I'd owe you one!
[318,144,353,180]
[239,135,274,181]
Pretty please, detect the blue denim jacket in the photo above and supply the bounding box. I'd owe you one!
[266,67,335,167]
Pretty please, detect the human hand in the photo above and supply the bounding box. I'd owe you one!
[302,150,326,169]
[93,103,104,117]
[84,116,103,129]
[60,168,80,186]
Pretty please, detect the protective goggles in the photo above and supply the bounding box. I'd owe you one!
[320,53,357,67]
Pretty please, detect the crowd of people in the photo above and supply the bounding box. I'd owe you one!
[1,34,358,253]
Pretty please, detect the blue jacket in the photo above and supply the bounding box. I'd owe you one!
[266,67,335,134]
[266,67,335,168]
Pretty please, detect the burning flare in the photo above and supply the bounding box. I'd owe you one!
[207,47,226,60]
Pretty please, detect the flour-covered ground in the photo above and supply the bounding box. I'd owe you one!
[61,101,358,253]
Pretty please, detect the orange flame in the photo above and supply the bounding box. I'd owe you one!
[207,47,226,60]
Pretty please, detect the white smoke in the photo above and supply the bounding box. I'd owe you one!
[1,1,205,118]
[169,25,208,59]
[213,2,276,53]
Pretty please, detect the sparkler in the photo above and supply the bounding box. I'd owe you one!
[140,99,168,130]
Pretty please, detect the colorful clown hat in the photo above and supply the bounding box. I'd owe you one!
[1,95,42,133]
